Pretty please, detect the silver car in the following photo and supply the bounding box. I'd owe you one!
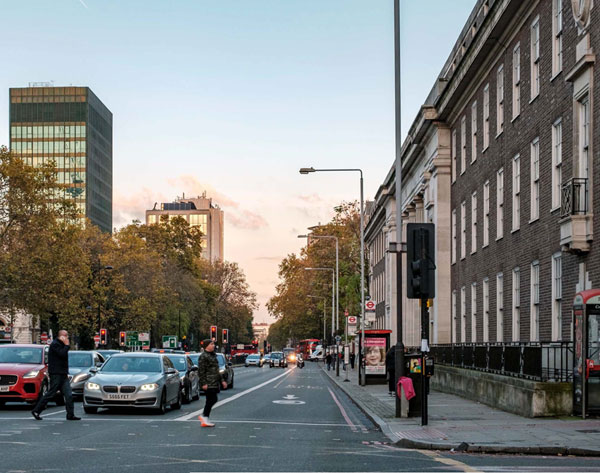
[83,353,182,414]
[68,351,105,398]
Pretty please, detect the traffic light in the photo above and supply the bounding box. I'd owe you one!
[406,223,436,299]
[210,325,217,341]
[100,328,107,345]
[119,331,126,347]
[222,329,229,344]
[182,335,188,351]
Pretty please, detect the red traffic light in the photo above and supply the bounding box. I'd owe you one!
[222,329,229,344]
[119,331,126,346]
[99,328,107,345]
[210,325,217,341]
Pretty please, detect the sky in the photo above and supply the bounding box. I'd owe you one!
[0,0,475,323]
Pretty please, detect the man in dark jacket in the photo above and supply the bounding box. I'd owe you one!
[197,339,227,427]
[385,345,396,396]
[32,330,80,420]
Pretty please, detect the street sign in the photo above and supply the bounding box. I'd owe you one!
[344,309,349,317]
[93,334,100,344]
[347,316,357,325]
[365,312,376,322]
[126,331,150,348]
[162,335,177,349]
[365,300,376,311]
[40,332,48,343]
[138,332,150,342]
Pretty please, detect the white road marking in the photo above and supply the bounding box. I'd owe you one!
[174,369,293,421]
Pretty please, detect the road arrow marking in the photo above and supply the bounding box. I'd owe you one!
[283,394,298,400]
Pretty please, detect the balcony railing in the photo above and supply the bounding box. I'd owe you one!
[430,342,573,382]
[561,177,588,218]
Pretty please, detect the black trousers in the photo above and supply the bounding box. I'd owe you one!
[33,374,74,417]
[203,391,218,417]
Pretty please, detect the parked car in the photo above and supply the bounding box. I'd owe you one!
[269,352,287,368]
[96,350,122,361]
[83,353,181,414]
[165,354,200,403]
[245,354,263,367]
[0,344,49,406]
[216,353,234,389]
[68,351,105,398]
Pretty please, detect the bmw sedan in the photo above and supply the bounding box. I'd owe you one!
[83,353,181,414]
[68,351,105,398]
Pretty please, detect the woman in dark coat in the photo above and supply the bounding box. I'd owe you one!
[385,345,396,395]
[197,339,227,427]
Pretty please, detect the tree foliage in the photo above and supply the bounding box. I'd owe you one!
[267,202,364,349]
[0,148,257,348]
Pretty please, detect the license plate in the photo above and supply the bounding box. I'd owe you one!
[108,394,129,400]
[0,386,9,392]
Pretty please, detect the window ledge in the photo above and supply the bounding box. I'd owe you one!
[496,236,503,242]
[511,114,520,123]
[511,227,520,234]
[482,146,489,153]
[550,70,562,82]
[529,94,539,105]
[482,243,489,249]
[529,217,539,224]
[496,130,504,139]
[550,206,560,213]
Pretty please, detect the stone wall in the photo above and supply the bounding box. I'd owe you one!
[430,365,572,417]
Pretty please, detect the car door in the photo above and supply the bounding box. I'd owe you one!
[162,356,178,402]
[186,356,198,392]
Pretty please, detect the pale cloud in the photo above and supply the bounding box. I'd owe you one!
[226,210,268,230]
[297,193,324,204]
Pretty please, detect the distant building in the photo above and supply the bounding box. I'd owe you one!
[146,193,224,261]
[252,322,270,344]
[0,310,40,344]
[9,85,113,232]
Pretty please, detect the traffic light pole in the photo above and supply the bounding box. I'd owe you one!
[421,298,429,426]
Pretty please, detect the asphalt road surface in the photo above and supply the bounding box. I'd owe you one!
[1,362,599,472]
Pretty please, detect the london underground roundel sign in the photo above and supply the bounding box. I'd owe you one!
[365,300,376,311]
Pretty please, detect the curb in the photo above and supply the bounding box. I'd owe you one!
[322,366,600,457]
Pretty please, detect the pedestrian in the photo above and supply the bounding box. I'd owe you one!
[197,339,227,427]
[350,352,356,369]
[31,330,80,421]
[325,352,332,371]
[385,345,396,396]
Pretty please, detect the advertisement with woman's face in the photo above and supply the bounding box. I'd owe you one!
[364,337,386,375]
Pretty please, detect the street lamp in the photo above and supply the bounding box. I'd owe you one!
[307,295,327,343]
[300,167,366,385]
[305,267,335,350]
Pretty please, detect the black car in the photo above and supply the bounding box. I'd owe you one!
[269,352,287,368]
[165,354,200,403]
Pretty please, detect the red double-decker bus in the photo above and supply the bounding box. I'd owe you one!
[296,339,320,359]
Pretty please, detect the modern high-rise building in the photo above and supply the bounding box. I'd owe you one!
[146,193,224,261]
[9,85,113,232]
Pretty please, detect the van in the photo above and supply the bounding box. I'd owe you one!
[309,345,324,361]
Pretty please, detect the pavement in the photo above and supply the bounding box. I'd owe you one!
[321,361,600,456]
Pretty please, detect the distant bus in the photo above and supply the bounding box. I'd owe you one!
[297,339,320,359]
[230,345,258,357]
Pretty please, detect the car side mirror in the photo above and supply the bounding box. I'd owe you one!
[227,362,232,367]
[190,366,198,372]
[89,367,98,374]
[95,361,103,367]
[167,368,177,375]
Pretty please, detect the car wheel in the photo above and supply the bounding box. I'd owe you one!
[172,389,182,410]
[228,375,234,389]
[156,390,167,415]
[182,383,191,404]
[83,406,97,414]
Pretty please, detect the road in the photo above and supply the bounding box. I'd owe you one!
[1,362,598,472]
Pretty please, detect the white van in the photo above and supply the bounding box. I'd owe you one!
[309,345,324,361]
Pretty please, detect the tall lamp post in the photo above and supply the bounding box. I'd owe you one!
[96,265,113,338]
[307,295,327,344]
[300,233,340,375]
[300,167,366,385]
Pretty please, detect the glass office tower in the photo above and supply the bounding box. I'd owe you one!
[9,86,113,232]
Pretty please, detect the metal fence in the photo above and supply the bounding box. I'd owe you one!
[430,342,573,382]
[561,177,588,218]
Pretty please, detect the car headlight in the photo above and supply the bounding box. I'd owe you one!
[219,368,225,373]
[86,382,100,391]
[23,370,40,379]
[72,373,90,383]
[140,383,159,391]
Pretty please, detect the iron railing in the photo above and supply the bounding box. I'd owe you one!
[561,177,588,218]
[430,342,573,382]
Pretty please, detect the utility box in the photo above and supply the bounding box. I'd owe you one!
[404,351,423,417]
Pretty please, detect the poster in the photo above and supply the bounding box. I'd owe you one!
[364,337,386,375]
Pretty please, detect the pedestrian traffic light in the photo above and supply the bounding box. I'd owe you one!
[210,325,217,341]
[100,328,107,345]
[222,329,229,344]
[119,331,126,346]
[406,223,436,299]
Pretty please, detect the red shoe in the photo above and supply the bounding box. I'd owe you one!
[198,415,215,427]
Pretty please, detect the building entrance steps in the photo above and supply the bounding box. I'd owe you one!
[320,362,600,456]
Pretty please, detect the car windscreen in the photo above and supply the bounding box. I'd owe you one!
[247,355,259,360]
[68,353,93,367]
[216,354,226,367]
[101,356,161,373]
[271,353,282,359]
[188,354,200,366]
[0,347,43,364]
[166,356,187,371]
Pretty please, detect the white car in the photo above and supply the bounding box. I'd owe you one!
[244,354,263,367]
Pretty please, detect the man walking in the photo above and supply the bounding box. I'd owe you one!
[325,352,332,371]
[385,345,396,396]
[32,330,80,420]
[197,339,227,427]
[350,352,356,370]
